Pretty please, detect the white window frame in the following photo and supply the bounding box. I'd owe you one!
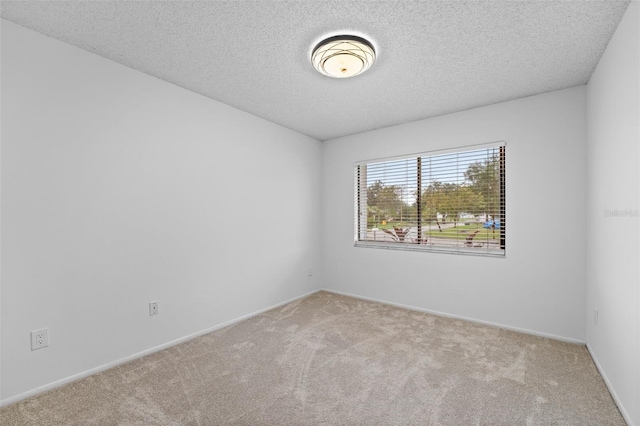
[354,142,506,257]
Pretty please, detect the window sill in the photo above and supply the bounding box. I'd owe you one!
[354,241,505,258]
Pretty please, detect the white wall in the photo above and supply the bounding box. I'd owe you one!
[0,20,322,402]
[586,2,639,425]
[322,86,587,342]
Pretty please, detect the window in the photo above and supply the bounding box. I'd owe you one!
[355,142,506,257]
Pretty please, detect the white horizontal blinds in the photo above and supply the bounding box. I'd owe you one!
[363,158,418,243]
[355,143,506,256]
[356,165,368,241]
[421,146,504,253]
[499,145,506,250]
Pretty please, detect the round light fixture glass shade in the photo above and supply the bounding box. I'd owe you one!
[311,35,376,78]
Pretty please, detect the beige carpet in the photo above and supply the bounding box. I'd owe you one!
[1,291,625,425]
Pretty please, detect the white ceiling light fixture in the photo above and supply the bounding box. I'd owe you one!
[311,34,376,79]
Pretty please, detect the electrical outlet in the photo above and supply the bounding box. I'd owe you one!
[307,267,313,277]
[593,308,598,326]
[31,328,49,350]
[149,301,159,316]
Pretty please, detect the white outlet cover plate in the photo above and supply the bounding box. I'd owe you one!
[31,328,49,350]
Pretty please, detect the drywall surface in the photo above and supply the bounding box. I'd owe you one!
[586,2,639,425]
[1,20,322,402]
[322,86,588,342]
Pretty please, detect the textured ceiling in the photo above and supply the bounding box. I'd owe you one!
[1,1,630,141]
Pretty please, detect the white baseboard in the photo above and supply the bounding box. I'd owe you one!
[320,288,586,345]
[0,288,322,408]
[586,344,634,426]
